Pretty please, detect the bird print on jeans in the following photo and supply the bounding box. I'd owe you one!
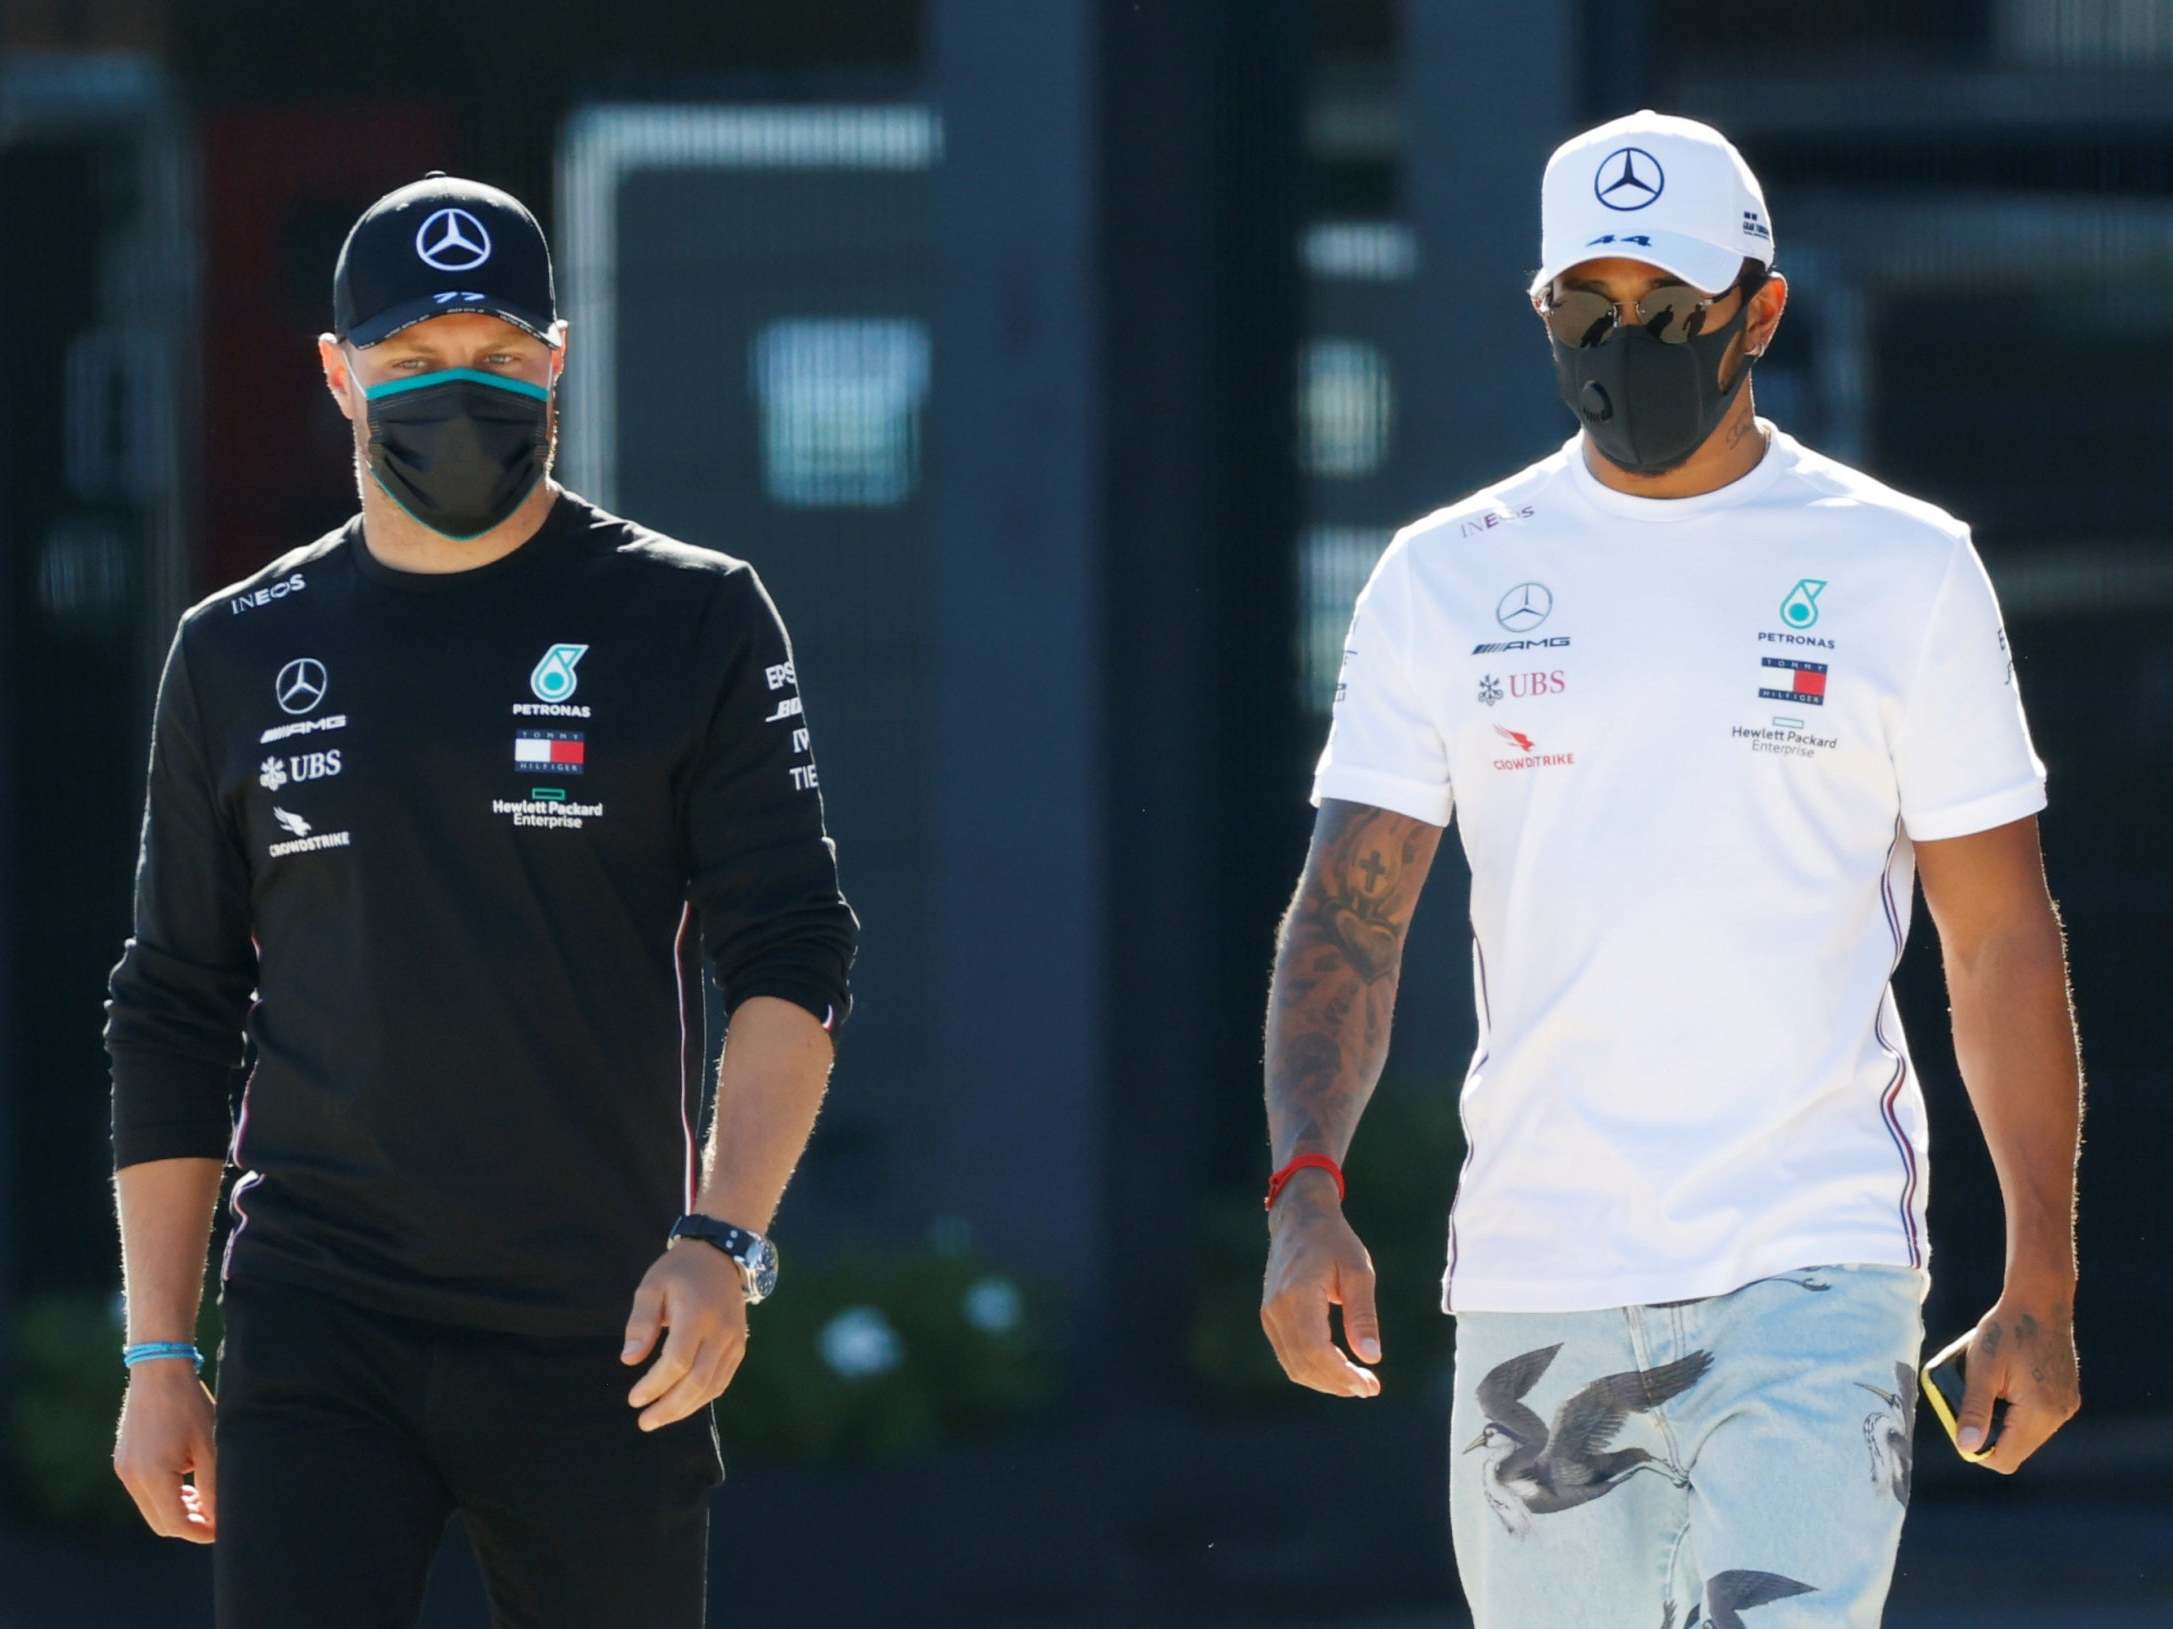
[1661,1571,1819,1628]
[1464,1343,1713,1537]
[1856,1360,1918,1504]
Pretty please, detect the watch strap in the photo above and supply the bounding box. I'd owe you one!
[669,1213,761,1262]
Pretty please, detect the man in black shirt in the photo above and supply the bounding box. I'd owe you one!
[104,174,857,1627]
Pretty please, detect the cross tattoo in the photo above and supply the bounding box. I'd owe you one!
[1357,851,1387,890]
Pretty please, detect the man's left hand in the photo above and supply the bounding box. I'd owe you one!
[1955,1280,2080,1474]
[621,1241,749,1431]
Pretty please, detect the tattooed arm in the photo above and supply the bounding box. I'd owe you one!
[1916,816,2082,1472]
[1259,798,1445,1397]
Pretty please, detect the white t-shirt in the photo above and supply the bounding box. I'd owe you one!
[1313,425,2045,1314]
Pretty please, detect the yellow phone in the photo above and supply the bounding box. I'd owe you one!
[1920,1330,2007,1462]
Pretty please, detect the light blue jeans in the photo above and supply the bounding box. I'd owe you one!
[1450,1264,1926,1628]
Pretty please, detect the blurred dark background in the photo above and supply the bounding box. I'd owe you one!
[2,1,2169,1624]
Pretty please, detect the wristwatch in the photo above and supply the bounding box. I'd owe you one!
[667,1214,780,1304]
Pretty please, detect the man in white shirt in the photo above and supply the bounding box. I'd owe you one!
[1258,111,2083,1625]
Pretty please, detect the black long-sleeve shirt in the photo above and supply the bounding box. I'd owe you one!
[106,492,857,1336]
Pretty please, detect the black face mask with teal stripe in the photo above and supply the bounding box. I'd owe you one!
[363,368,550,541]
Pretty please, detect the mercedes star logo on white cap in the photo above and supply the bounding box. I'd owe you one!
[1594,147,1664,211]
[1532,110,1773,298]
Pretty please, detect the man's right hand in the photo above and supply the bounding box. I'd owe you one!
[1260,1168,1383,1398]
[114,1362,217,1542]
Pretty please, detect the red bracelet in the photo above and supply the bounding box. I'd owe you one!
[1264,1153,1347,1212]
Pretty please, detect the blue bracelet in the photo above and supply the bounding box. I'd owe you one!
[123,1341,204,1372]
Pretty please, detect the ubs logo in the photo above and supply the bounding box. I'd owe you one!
[259,750,343,791]
[1479,671,1565,706]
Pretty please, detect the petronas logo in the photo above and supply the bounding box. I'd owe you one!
[1779,579,1827,629]
[530,643,589,702]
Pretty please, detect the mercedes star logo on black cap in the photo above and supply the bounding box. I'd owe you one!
[333,174,557,348]
[414,207,493,272]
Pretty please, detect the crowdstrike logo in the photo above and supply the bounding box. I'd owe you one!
[1594,147,1664,212]
[1490,723,1575,772]
[266,805,352,857]
[415,207,492,271]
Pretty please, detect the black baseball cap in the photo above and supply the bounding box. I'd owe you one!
[332,172,559,348]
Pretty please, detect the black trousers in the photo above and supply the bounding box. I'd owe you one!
[212,1277,722,1629]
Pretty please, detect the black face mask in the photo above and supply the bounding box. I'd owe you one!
[362,368,550,540]
[1549,296,1755,477]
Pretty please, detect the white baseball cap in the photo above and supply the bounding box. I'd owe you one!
[1530,110,1774,298]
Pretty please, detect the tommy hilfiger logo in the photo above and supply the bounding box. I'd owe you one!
[514,730,586,774]
[1757,656,1828,707]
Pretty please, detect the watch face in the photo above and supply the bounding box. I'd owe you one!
[747,1235,780,1302]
